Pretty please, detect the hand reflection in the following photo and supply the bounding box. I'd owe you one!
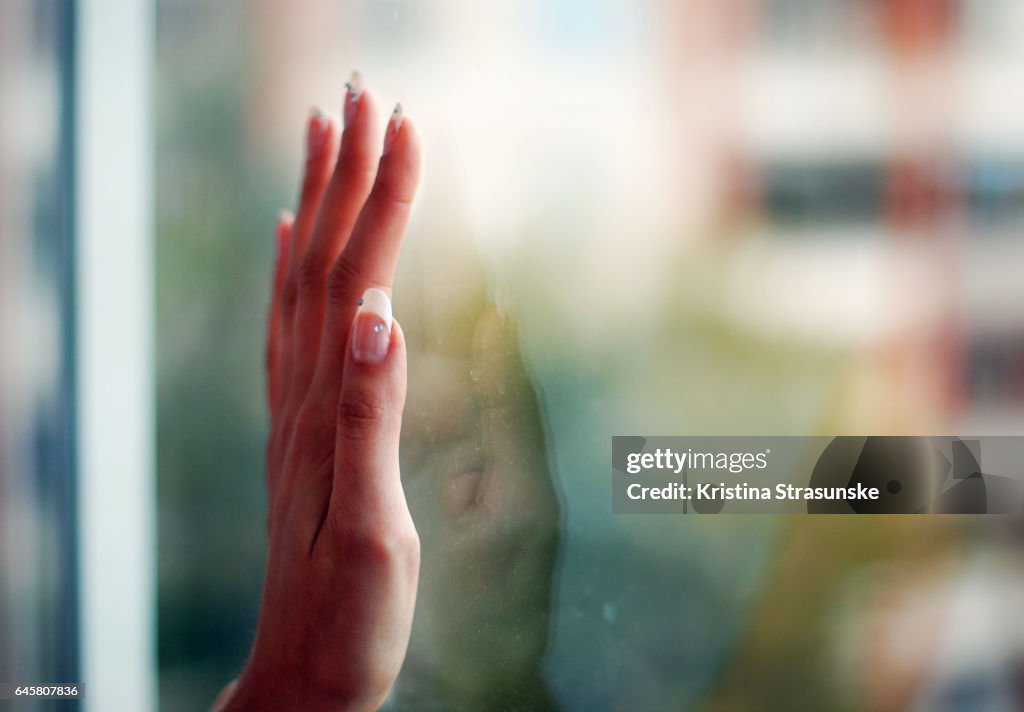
[394,280,562,710]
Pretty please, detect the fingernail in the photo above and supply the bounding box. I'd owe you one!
[307,107,328,158]
[352,288,393,364]
[383,103,403,154]
[344,70,363,127]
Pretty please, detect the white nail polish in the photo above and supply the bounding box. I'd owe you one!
[384,103,404,154]
[353,288,393,363]
[344,71,364,127]
[307,107,329,157]
[357,287,392,332]
[345,71,363,102]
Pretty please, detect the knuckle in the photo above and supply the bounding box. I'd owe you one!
[327,254,363,304]
[337,391,387,435]
[368,183,414,217]
[291,398,337,458]
[342,519,420,572]
[281,275,299,313]
[335,144,377,186]
[298,248,329,292]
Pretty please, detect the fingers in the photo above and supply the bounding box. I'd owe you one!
[472,306,536,413]
[307,73,381,271]
[272,82,421,525]
[330,291,408,518]
[289,110,341,276]
[472,306,553,489]
[287,75,381,404]
[301,104,421,428]
[330,104,422,301]
[267,212,294,419]
[310,106,422,403]
[277,109,340,416]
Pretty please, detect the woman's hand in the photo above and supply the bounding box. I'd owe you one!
[398,307,560,711]
[392,235,561,709]
[215,74,422,711]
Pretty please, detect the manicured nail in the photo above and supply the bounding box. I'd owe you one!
[383,103,403,154]
[276,211,293,259]
[352,288,393,364]
[344,70,363,127]
[307,107,329,159]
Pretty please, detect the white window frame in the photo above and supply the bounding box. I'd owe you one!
[76,0,156,710]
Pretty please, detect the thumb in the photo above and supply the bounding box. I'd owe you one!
[331,288,408,513]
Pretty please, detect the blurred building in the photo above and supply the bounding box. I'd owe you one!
[0,0,78,698]
[724,0,1024,433]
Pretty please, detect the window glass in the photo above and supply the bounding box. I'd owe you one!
[155,1,1024,709]
[0,0,78,702]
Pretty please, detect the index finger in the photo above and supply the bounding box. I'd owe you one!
[309,105,422,403]
[328,104,422,302]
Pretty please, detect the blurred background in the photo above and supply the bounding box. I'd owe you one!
[4,0,1024,710]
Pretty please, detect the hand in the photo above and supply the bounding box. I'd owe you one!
[392,240,561,709]
[214,74,422,711]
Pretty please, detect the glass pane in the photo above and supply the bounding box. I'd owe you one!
[0,0,79,705]
[155,1,1024,709]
